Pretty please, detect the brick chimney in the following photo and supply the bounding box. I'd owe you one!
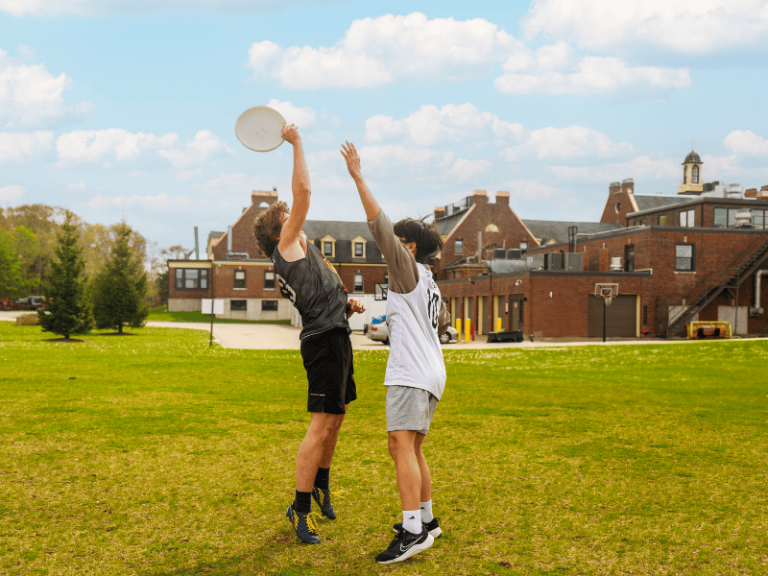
[745,188,758,198]
[496,191,510,206]
[434,206,446,220]
[473,189,488,204]
[621,178,634,195]
[252,190,278,210]
[609,181,621,195]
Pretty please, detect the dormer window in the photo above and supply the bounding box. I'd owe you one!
[351,236,367,259]
[321,235,336,258]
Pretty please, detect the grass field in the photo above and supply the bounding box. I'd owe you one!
[1,323,767,575]
[146,306,291,324]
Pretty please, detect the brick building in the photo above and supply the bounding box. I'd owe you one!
[439,151,768,339]
[168,190,388,320]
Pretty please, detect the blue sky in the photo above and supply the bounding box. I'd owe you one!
[2,0,768,250]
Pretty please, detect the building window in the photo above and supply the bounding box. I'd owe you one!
[753,210,766,229]
[354,243,364,257]
[384,273,388,285]
[634,219,647,226]
[264,270,275,290]
[692,165,700,184]
[679,209,695,228]
[624,245,635,272]
[658,215,667,225]
[643,305,648,325]
[231,300,247,311]
[354,273,364,293]
[261,300,278,311]
[175,268,208,290]
[455,239,464,255]
[323,242,333,257]
[715,208,763,229]
[675,244,695,271]
[234,270,246,289]
[615,202,621,214]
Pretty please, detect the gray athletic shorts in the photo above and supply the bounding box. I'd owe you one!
[386,385,438,435]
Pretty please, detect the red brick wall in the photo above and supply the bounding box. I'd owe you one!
[436,190,539,280]
[212,190,277,259]
[600,181,636,224]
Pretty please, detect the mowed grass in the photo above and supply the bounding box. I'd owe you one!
[1,323,767,576]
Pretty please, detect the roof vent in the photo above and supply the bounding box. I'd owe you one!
[610,181,621,188]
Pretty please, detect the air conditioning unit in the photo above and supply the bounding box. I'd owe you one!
[564,253,584,272]
[526,254,545,270]
[507,249,522,260]
[547,253,564,271]
[492,248,507,260]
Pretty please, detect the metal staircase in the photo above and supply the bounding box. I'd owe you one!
[666,235,768,338]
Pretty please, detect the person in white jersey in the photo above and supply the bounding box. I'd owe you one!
[341,141,451,564]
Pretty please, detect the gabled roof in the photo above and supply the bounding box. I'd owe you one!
[434,208,470,236]
[522,220,623,244]
[633,195,690,212]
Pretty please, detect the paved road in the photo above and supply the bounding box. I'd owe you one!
[4,311,760,350]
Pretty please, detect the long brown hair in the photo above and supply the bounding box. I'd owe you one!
[253,201,288,258]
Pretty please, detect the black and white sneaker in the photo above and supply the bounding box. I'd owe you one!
[286,503,321,544]
[311,486,336,520]
[375,526,434,564]
[393,517,442,538]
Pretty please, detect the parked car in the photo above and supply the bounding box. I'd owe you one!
[13,296,45,311]
[366,316,458,346]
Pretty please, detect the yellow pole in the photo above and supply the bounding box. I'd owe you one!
[465,321,471,343]
[496,317,502,332]
[456,318,462,342]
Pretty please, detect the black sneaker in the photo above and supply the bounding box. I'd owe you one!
[311,486,336,520]
[286,503,321,544]
[375,526,434,564]
[393,517,442,538]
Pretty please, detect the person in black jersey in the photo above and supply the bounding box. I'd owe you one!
[253,123,365,545]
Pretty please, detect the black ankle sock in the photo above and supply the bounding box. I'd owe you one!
[314,467,330,490]
[294,490,312,514]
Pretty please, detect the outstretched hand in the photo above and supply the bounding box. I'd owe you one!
[281,123,301,145]
[340,141,362,179]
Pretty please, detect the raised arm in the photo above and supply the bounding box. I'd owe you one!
[341,142,380,222]
[278,124,310,255]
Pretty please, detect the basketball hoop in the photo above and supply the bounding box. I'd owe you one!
[594,283,619,307]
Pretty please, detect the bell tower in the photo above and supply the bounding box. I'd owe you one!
[678,149,703,195]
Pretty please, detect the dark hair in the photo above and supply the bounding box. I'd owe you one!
[393,217,443,264]
[253,201,288,258]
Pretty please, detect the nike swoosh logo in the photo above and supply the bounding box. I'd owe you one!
[400,539,419,552]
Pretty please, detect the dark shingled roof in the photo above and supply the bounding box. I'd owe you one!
[633,195,690,212]
[302,220,384,264]
[433,208,471,236]
[684,150,702,164]
[522,220,623,244]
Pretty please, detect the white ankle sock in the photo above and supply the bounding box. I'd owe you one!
[402,509,421,534]
[420,500,433,523]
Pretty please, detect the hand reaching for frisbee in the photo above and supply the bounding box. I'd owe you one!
[341,141,362,179]
[281,123,301,145]
[346,297,366,318]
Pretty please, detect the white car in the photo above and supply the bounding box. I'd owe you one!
[365,320,458,345]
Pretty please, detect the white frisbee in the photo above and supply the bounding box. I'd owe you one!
[235,106,286,152]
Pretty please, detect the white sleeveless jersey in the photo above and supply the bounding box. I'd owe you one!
[384,263,446,400]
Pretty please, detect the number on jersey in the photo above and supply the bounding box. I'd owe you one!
[426,288,439,330]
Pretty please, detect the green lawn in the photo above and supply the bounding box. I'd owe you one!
[146,306,290,324]
[1,323,767,575]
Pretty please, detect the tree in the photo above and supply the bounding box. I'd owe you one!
[0,229,21,298]
[92,223,149,333]
[38,211,93,339]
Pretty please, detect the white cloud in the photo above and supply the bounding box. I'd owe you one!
[158,130,234,168]
[200,172,245,190]
[67,181,85,191]
[724,130,768,155]
[80,194,193,212]
[248,12,522,89]
[56,129,178,163]
[366,103,527,146]
[505,179,561,200]
[0,49,91,126]
[0,184,25,201]
[495,55,690,97]
[266,99,317,128]
[176,168,202,181]
[355,145,439,172]
[550,155,679,182]
[523,0,768,54]
[505,126,634,160]
[0,131,54,161]
[0,0,315,16]
[445,159,491,182]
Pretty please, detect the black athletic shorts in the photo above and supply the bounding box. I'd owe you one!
[300,327,357,414]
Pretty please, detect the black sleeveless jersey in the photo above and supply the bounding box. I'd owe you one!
[272,241,350,340]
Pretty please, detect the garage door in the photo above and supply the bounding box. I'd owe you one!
[588,295,637,338]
